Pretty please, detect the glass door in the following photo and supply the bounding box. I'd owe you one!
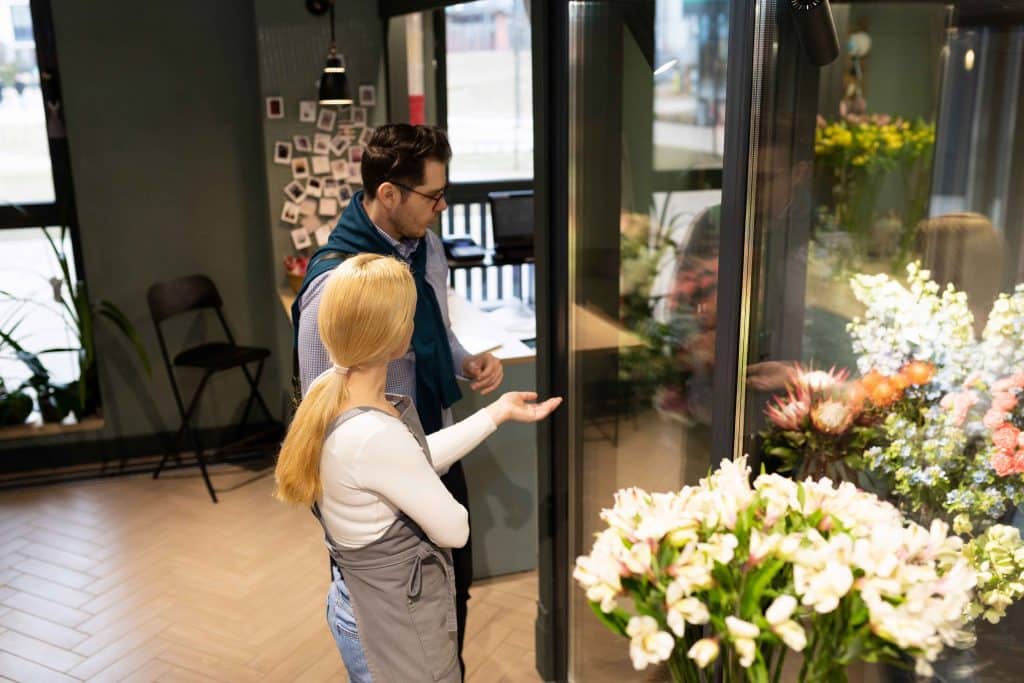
[739,0,1024,680]
[560,0,733,678]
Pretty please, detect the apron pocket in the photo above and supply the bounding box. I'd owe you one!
[406,555,459,680]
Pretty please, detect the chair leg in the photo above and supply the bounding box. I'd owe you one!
[193,447,219,504]
[235,360,266,441]
[240,362,274,423]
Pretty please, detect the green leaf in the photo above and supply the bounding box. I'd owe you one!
[740,558,785,618]
[588,601,628,637]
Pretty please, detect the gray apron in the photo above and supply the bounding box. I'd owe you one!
[313,395,461,683]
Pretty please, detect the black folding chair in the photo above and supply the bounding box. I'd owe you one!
[147,275,274,503]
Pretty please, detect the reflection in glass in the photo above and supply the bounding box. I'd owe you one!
[0,0,55,205]
[567,0,728,679]
[744,3,1024,680]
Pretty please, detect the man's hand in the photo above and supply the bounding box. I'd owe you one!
[463,352,504,395]
[746,360,793,392]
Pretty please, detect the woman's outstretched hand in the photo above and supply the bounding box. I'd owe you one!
[486,392,563,425]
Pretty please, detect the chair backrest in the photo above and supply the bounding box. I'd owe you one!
[147,274,223,324]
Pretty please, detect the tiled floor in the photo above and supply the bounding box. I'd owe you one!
[0,462,543,682]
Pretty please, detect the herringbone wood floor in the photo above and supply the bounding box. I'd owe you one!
[0,462,543,682]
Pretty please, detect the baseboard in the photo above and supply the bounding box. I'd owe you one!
[0,421,283,484]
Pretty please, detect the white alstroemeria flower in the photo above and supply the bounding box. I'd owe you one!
[711,457,756,512]
[621,540,654,575]
[600,487,648,535]
[748,528,782,564]
[626,616,675,670]
[774,619,807,652]
[754,474,800,527]
[765,595,797,625]
[702,533,739,565]
[726,616,760,667]
[799,560,854,613]
[687,638,720,669]
[573,550,622,612]
[764,594,807,651]
[666,594,710,636]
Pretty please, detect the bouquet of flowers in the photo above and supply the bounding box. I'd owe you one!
[284,255,310,294]
[574,457,977,682]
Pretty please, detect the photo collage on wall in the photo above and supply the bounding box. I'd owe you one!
[267,86,377,252]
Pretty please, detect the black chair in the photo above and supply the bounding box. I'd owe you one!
[147,275,274,503]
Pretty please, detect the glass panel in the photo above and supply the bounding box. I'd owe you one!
[744,2,1024,679]
[0,0,55,205]
[566,0,729,679]
[0,227,79,394]
[445,0,533,181]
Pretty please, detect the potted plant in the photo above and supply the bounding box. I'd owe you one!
[0,226,150,420]
[0,377,32,426]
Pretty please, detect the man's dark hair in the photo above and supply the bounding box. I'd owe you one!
[361,124,452,199]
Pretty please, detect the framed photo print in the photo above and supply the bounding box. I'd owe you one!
[293,135,311,153]
[337,106,353,124]
[290,227,312,250]
[313,133,331,156]
[305,176,324,198]
[330,134,348,157]
[281,201,300,224]
[311,155,331,176]
[300,197,319,216]
[317,108,337,132]
[299,100,317,123]
[265,96,284,119]
[338,184,353,203]
[283,180,306,203]
[347,162,362,183]
[323,177,339,197]
[273,141,292,165]
[330,158,349,180]
[348,145,364,164]
[351,107,367,126]
[358,127,374,146]
[291,157,310,180]
[358,85,376,107]
[318,197,339,217]
[300,213,320,232]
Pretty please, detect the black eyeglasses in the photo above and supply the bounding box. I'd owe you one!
[389,180,448,210]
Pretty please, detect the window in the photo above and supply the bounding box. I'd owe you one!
[444,0,533,182]
[1,0,55,204]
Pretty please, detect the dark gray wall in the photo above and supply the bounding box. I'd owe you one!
[31,0,282,443]
[253,0,385,399]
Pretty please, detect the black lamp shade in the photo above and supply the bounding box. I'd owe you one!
[319,55,352,106]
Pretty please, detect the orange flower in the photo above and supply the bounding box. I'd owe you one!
[901,361,935,386]
[860,370,884,392]
[890,373,911,391]
[869,378,901,407]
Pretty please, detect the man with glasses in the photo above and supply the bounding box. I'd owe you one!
[292,123,503,681]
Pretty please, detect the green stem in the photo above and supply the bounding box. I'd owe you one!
[771,645,787,683]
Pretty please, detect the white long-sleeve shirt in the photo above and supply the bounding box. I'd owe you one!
[319,405,496,549]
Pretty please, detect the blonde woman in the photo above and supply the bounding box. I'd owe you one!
[275,254,560,682]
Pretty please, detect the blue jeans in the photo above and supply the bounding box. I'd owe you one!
[326,570,372,683]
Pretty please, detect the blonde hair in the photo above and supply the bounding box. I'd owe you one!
[274,254,416,504]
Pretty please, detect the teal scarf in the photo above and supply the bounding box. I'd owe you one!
[292,191,461,434]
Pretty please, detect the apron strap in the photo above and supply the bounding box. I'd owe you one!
[406,544,458,633]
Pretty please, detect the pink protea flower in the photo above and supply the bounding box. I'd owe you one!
[810,400,854,435]
[984,409,1007,430]
[992,451,1015,476]
[993,425,1021,452]
[789,365,849,394]
[1013,451,1024,475]
[940,390,979,427]
[765,389,810,431]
